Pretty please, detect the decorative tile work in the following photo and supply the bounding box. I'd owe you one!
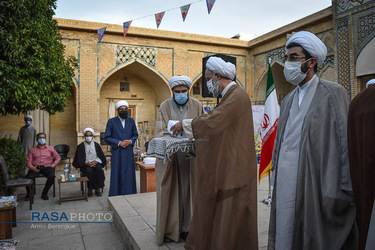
[317,30,335,54]
[336,17,351,96]
[337,0,372,14]
[353,8,375,59]
[266,48,285,65]
[116,45,156,68]
[317,55,335,76]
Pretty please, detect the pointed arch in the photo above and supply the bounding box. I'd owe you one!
[254,61,294,104]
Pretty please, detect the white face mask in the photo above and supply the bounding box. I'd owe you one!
[283,60,311,85]
[206,77,221,97]
[85,136,93,143]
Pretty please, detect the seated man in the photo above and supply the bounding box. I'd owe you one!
[26,132,61,200]
[73,128,106,197]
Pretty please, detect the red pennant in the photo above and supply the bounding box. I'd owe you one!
[123,21,132,37]
[206,0,216,14]
[180,4,191,22]
[97,27,106,43]
[155,12,165,29]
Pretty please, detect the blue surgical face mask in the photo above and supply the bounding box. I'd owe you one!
[174,92,189,105]
[26,121,31,126]
[38,138,46,145]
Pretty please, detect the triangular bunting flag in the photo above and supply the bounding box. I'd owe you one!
[97,27,106,43]
[180,4,191,22]
[155,12,165,29]
[206,0,216,14]
[123,21,132,37]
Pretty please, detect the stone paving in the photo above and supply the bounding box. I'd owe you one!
[9,167,126,250]
[9,166,271,249]
[109,168,272,250]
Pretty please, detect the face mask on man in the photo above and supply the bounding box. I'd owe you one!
[207,76,221,97]
[26,121,31,126]
[174,92,189,105]
[85,136,93,143]
[118,110,128,119]
[283,59,311,85]
[38,138,46,145]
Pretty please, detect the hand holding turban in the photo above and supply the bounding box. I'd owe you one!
[169,76,192,89]
[206,57,236,80]
[286,31,327,67]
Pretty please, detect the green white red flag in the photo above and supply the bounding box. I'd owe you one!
[259,64,279,183]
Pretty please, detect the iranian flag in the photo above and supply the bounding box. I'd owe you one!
[259,64,279,183]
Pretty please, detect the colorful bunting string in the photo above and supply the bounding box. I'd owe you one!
[180,4,191,22]
[206,0,216,14]
[97,27,106,43]
[123,21,132,36]
[154,12,165,29]
[97,0,216,39]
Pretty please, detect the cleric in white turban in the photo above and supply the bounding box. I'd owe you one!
[104,98,138,196]
[366,79,375,88]
[206,57,236,80]
[115,100,129,110]
[73,127,106,197]
[170,57,258,249]
[203,56,237,98]
[268,31,358,250]
[154,75,203,245]
[286,31,327,67]
[83,127,94,135]
[169,75,192,90]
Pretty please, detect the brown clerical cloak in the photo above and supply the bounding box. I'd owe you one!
[185,84,258,250]
[348,85,375,250]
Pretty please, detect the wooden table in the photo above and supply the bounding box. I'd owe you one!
[135,162,156,193]
[58,177,88,205]
[0,207,16,239]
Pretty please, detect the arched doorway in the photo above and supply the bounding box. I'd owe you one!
[356,37,375,92]
[99,60,170,149]
[255,62,295,104]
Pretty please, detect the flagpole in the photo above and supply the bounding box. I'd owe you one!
[260,169,272,207]
[260,57,274,207]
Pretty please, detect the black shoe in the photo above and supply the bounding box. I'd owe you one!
[25,195,30,201]
[88,190,93,197]
[41,193,49,200]
[95,189,102,197]
[163,237,173,243]
[180,232,189,241]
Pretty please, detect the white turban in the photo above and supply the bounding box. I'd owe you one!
[24,115,33,120]
[206,57,236,80]
[83,127,94,135]
[115,100,129,110]
[169,76,192,89]
[366,79,375,88]
[286,31,327,67]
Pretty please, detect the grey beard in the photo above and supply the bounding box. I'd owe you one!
[212,83,221,97]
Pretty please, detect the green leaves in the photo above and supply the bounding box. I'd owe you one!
[0,0,77,116]
[0,137,26,193]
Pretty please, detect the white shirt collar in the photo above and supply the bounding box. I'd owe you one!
[221,81,237,97]
[297,74,317,106]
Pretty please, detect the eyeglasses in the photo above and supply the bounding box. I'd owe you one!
[283,55,306,62]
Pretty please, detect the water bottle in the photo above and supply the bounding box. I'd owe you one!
[64,163,69,181]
